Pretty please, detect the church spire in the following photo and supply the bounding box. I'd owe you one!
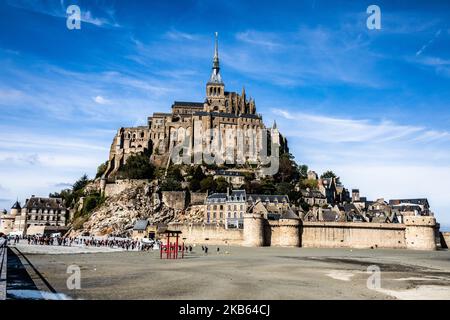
[208,32,223,84]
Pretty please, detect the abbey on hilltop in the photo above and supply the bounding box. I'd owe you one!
[103,33,288,179]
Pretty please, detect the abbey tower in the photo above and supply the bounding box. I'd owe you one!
[103,33,288,178]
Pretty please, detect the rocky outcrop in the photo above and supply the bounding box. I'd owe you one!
[69,179,206,237]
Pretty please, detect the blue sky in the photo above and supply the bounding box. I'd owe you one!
[0,0,449,227]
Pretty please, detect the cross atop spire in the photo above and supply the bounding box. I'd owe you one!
[209,32,223,84]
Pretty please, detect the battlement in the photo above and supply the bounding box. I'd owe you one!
[404,216,436,227]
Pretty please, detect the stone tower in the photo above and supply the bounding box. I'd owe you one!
[206,32,225,112]
[243,201,266,247]
[10,200,21,216]
[277,210,301,247]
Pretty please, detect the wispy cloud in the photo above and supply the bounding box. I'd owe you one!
[410,55,450,77]
[165,29,199,41]
[225,26,384,88]
[6,0,120,28]
[54,182,74,189]
[416,29,442,56]
[236,31,283,49]
[271,108,450,223]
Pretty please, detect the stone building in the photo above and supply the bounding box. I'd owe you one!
[301,188,327,206]
[213,170,245,188]
[204,190,246,228]
[23,196,67,227]
[0,197,67,235]
[389,198,431,215]
[103,33,288,178]
[0,207,16,235]
[246,194,290,219]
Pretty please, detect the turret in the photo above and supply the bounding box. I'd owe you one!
[206,32,225,111]
[11,200,21,216]
[405,216,437,250]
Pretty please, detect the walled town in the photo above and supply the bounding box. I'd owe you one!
[1,34,448,251]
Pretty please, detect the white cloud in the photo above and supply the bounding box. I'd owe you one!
[93,95,110,105]
[165,30,199,41]
[6,0,120,28]
[271,108,450,225]
[236,31,283,49]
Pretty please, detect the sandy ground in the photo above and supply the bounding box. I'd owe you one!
[9,244,450,300]
[14,243,126,254]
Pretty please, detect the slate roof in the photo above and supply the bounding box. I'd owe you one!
[172,101,204,108]
[11,201,21,210]
[25,197,66,210]
[247,194,289,203]
[389,198,429,208]
[206,190,246,202]
[321,209,338,222]
[133,219,150,231]
[343,203,358,213]
[280,209,299,220]
[301,190,325,198]
[216,170,244,177]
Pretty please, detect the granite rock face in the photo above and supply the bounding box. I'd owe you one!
[70,180,204,237]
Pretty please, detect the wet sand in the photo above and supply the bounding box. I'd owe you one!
[11,245,450,300]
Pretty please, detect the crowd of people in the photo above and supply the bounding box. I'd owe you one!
[13,234,164,251]
[2,233,224,255]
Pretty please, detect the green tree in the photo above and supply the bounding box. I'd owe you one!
[200,176,217,193]
[216,177,229,193]
[189,179,201,192]
[192,166,206,181]
[95,161,108,179]
[297,164,308,180]
[260,179,276,195]
[320,170,340,184]
[82,193,104,215]
[276,153,298,183]
[161,178,183,191]
[73,174,89,192]
[302,179,318,190]
[166,165,183,181]
[118,153,155,179]
[275,182,293,195]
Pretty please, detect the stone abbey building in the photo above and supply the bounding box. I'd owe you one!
[103,33,288,178]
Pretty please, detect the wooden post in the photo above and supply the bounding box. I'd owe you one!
[175,234,179,259]
[166,234,170,259]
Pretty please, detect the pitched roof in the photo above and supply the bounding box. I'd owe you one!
[280,209,299,220]
[216,170,244,177]
[389,198,429,207]
[11,201,21,210]
[172,101,204,108]
[301,190,325,198]
[25,197,66,210]
[133,219,150,231]
[206,190,246,202]
[247,194,289,203]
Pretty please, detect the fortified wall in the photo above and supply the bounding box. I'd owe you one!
[169,215,438,250]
